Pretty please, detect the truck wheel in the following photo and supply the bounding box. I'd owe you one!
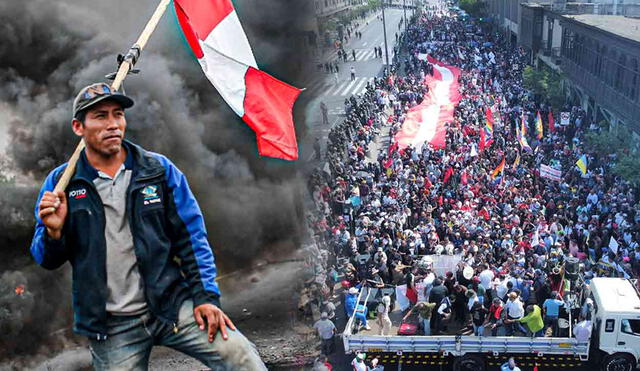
[452,354,485,371]
[602,353,636,371]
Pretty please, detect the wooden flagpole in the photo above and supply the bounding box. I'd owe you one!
[54,0,172,193]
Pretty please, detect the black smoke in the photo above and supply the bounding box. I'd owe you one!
[0,0,315,365]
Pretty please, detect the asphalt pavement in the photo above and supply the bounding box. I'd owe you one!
[299,8,407,164]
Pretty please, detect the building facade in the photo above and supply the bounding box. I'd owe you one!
[485,0,640,133]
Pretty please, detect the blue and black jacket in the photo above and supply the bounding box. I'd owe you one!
[30,140,220,340]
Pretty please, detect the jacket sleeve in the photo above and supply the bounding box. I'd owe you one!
[159,155,221,308]
[30,164,71,270]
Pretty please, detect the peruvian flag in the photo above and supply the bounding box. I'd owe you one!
[174,0,301,160]
[394,57,461,151]
[548,111,555,133]
[443,167,454,183]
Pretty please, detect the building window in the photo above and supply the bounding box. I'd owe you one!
[631,59,639,102]
[615,53,626,91]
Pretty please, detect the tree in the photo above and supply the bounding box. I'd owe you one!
[459,0,485,17]
[523,66,547,99]
[585,125,640,185]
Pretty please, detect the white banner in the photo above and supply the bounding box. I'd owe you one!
[540,164,562,181]
[560,112,570,126]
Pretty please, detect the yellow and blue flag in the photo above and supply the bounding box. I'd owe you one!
[576,154,587,175]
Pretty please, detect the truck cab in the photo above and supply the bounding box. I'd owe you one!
[590,278,640,371]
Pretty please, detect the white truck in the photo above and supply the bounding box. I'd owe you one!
[342,278,640,371]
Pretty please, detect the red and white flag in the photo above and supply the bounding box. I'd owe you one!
[394,57,461,151]
[174,0,301,160]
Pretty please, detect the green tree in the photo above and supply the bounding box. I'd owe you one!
[523,66,547,99]
[544,70,565,111]
[585,125,640,185]
[459,0,485,17]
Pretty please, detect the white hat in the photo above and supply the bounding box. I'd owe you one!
[348,287,359,295]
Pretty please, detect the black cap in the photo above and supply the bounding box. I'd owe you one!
[72,82,134,118]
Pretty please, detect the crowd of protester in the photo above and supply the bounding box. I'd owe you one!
[306,3,640,369]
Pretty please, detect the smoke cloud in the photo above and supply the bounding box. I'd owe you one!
[0,0,314,365]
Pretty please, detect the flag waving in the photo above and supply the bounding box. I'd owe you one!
[535,111,544,140]
[576,154,587,175]
[548,111,555,133]
[174,0,302,160]
[491,157,505,179]
[518,114,532,152]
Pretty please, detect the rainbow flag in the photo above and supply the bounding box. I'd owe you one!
[484,118,494,148]
[518,114,532,152]
[491,157,506,179]
[535,111,544,140]
[513,152,521,168]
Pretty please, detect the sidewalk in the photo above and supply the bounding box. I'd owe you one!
[319,10,382,64]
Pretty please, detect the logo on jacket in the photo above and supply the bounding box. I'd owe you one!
[142,185,161,205]
[69,188,87,199]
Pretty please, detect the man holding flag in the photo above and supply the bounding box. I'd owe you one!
[32,84,266,370]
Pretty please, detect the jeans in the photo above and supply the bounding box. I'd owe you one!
[89,300,266,371]
[473,324,485,336]
[422,318,431,336]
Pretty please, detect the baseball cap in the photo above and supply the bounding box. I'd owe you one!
[72,82,134,118]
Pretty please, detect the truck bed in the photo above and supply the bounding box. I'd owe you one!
[344,300,589,357]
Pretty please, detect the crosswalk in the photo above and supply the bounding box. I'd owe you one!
[343,47,396,62]
[305,77,375,97]
[352,49,379,62]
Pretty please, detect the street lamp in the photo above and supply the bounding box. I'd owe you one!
[382,0,390,66]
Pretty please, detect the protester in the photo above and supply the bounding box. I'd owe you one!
[518,304,544,337]
[313,312,336,355]
[307,2,638,346]
[501,357,522,371]
[377,295,393,335]
[31,83,264,370]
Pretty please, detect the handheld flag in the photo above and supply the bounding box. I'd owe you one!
[518,114,532,152]
[513,152,520,168]
[548,111,555,133]
[485,107,494,126]
[609,237,619,254]
[535,111,544,140]
[491,157,505,179]
[576,154,587,175]
[174,0,301,160]
[483,118,494,149]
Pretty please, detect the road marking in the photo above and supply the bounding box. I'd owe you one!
[338,79,358,96]
[324,81,347,96]
[351,78,368,96]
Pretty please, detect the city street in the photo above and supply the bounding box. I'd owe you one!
[300,8,407,163]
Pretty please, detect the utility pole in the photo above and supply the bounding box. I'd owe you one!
[403,0,407,32]
[382,0,390,66]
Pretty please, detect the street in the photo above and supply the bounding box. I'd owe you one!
[300,8,407,163]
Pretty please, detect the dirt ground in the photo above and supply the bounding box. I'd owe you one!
[26,249,321,371]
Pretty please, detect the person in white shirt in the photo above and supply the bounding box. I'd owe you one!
[574,315,592,342]
[479,264,495,291]
[504,292,524,335]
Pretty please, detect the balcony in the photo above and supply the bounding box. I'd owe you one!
[562,57,640,131]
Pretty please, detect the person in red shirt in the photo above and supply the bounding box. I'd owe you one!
[487,298,505,336]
